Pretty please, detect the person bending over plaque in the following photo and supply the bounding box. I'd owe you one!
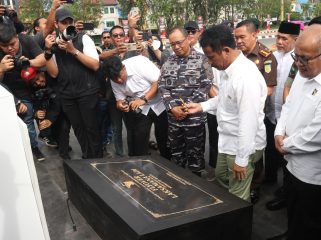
[187,25,267,201]
[101,55,170,158]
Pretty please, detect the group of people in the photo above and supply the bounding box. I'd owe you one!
[0,2,321,239]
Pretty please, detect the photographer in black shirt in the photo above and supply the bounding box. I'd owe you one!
[0,22,46,161]
[45,7,102,158]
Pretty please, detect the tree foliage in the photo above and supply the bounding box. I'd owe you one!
[19,0,103,24]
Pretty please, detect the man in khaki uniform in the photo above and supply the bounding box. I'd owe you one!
[235,19,278,203]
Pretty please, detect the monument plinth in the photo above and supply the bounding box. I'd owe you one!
[64,157,252,240]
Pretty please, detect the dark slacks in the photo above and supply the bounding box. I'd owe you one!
[123,110,152,156]
[285,169,321,240]
[264,118,285,182]
[207,113,219,168]
[61,94,102,159]
[51,111,71,156]
[123,109,168,157]
[149,110,171,160]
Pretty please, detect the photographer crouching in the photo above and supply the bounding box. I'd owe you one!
[45,7,102,159]
[0,22,46,161]
[29,69,59,148]
[102,56,170,158]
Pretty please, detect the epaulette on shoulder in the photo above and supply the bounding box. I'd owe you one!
[259,49,271,58]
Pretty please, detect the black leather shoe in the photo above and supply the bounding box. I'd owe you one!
[250,188,260,204]
[266,197,286,211]
[266,231,287,240]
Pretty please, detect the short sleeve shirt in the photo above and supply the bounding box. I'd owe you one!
[247,42,277,87]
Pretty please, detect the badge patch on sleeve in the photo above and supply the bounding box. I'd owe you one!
[264,63,271,73]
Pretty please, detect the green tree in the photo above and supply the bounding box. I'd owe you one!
[314,2,321,16]
[19,0,103,24]
[19,0,49,22]
[64,0,103,24]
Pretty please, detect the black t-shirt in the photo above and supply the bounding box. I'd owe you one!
[0,34,43,101]
[32,32,45,50]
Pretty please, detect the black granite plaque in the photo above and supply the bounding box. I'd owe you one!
[92,160,222,219]
[64,157,252,240]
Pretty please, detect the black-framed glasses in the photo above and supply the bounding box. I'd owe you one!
[291,52,321,65]
[170,38,186,47]
[186,29,197,35]
[112,33,125,38]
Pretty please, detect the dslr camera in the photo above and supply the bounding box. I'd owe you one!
[124,96,142,114]
[51,26,78,53]
[11,56,30,70]
[33,88,56,111]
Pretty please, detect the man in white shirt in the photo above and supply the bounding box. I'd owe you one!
[265,21,300,211]
[101,55,169,158]
[272,24,321,240]
[187,25,267,201]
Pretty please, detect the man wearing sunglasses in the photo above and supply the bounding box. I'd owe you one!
[184,20,203,54]
[271,24,321,240]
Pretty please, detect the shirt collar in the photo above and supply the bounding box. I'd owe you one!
[312,72,321,85]
[124,63,134,77]
[223,51,243,78]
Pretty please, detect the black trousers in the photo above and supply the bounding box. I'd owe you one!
[264,118,285,182]
[285,169,321,240]
[149,110,171,160]
[51,111,71,156]
[61,94,102,159]
[123,110,152,156]
[207,113,218,168]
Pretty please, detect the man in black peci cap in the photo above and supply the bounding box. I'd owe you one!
[265,21,300,213]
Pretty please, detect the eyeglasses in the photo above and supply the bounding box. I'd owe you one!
[112,33,125,38]
[170,38,186,47]
[186,29,197,35]
[291,52,321,65]
[103,36,111,39]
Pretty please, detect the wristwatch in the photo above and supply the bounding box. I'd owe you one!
[140,95,148,103]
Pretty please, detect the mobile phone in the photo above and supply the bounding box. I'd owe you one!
[65,0,74,4]
[142,32,152,41]
[82,23,94,31]
[129,7,140,17]
[124,43,137,51]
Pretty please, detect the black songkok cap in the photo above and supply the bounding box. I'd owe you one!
[184,21,199,30]
[278,21,300,35]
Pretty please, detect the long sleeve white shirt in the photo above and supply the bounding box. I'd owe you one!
[266,50,294,124]
[275,72,321,185]
[201,53,267,167]
[111,56,166,116]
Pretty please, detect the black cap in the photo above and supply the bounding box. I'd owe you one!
[55,7,74,22]
[308,16,321,26]
[278,21,300,35]
[184,21,199,30]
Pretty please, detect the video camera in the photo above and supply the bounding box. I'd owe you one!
[124,96,142,114]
